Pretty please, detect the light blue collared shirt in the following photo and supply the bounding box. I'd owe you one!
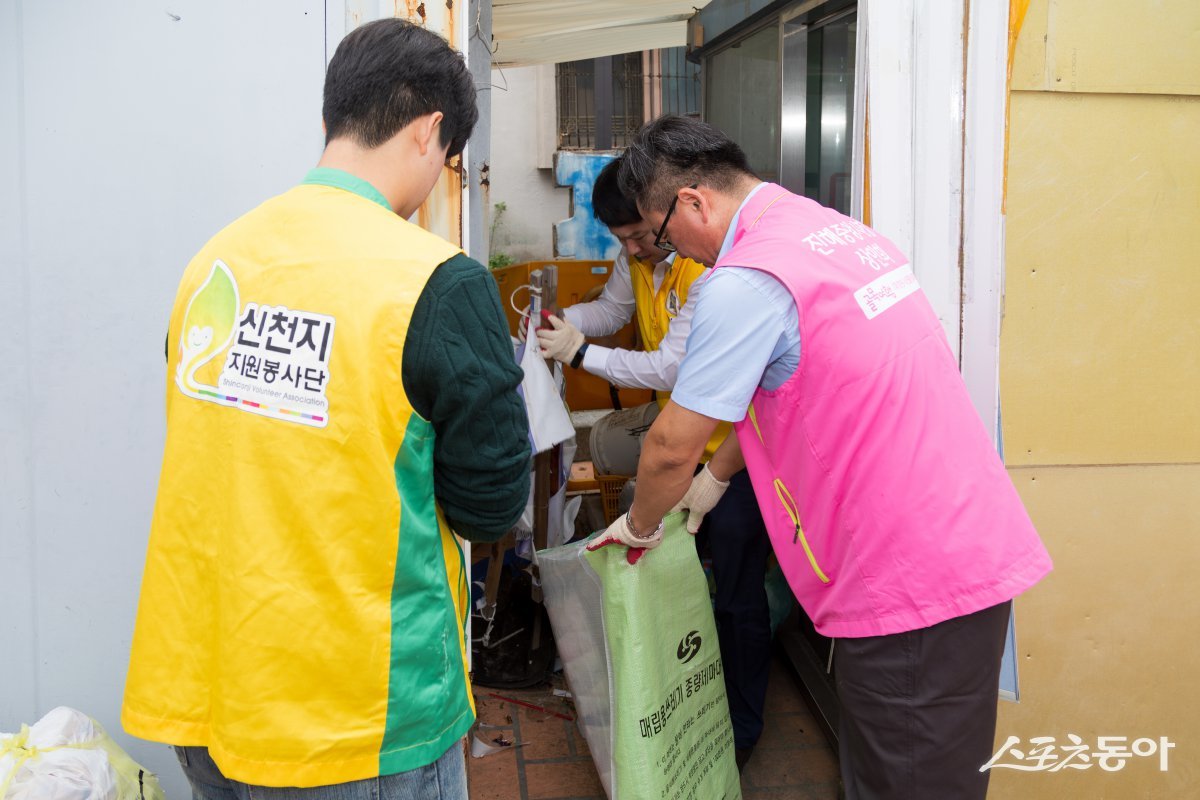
[671,184,802,423]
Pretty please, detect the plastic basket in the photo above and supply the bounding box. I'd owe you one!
[597,474,630,525]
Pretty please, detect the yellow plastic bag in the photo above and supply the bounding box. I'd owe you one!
[0,707,165,800]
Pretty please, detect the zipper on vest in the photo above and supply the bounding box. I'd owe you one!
[773,478,830,584]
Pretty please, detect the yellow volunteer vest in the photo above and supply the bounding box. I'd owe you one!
[628,255,731,461]
[122,178,474,788]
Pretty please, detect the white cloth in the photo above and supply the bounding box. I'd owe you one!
[561,249,693,393]
[516,339,575,454]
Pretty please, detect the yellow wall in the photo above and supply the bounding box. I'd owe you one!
[995,1,1200,797]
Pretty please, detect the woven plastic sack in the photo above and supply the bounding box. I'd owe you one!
[539,512,741,800]
[0,707,165,800]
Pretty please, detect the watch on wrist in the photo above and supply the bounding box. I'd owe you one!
[570,342,589,369]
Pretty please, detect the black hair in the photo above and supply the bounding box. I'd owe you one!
[322,18,478,157]
[591,156,642,228]
[619,115,754,212]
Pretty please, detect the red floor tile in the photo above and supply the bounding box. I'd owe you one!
[467,743,521,800]
[524,760,606,799]
[467,652,839,799]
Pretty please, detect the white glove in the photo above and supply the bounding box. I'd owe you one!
[585,511,664,565]
[671,464,730,534]
[535,314,586,364]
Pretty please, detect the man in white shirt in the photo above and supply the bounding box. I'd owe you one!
[538,174,695,390]
[538,158,774,772]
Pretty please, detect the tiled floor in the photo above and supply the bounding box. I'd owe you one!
[466,652,840,799]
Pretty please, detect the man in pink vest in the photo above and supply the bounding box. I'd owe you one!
[589,116,1053,798]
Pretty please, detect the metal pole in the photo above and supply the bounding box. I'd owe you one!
[528,266,561,557]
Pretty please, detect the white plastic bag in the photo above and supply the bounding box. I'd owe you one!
[514,436,581,555]
[0,707,164,800]
[516,339,575,454]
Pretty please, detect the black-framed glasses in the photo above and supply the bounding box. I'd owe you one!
[653,184,697,252]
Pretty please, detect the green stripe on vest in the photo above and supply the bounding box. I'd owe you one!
[381,414,473,772]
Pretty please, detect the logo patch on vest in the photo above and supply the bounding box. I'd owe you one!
[175,260,336,428]
[666,288,681,317]
[854,264,919,320]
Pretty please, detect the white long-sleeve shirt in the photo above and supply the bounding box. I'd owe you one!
[560,249,695,393]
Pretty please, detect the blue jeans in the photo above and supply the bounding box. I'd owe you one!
[174,741,467,800]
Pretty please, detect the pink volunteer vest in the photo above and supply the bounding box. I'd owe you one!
[715,185,1052,638]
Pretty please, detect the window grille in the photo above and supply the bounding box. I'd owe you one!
[656,47,701,118]
[555,49,699,151]
[556,53,644,150]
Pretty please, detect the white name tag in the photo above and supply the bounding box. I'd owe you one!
[854,264,919,320]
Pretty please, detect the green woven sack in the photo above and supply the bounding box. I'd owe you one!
[539,512,741,800]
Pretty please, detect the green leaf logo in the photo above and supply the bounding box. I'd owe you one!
[176,260,239,395]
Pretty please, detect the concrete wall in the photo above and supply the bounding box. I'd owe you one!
[992,1,1200,797]
[0,3,326,797]
[486,64,569,263]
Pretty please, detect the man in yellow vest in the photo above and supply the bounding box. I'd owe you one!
[122,19,531,799]
[537,157,773,771]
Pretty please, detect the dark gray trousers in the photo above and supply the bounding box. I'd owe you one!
[835,601,1011,800]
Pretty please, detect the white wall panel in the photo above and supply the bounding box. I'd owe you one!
[960,0,1011,438]
[911,0,965,357]
[864,0,916,263]
[864,0,966,361]
[0,0,39,737]
[863,0,1010,434]
[2,2,326,796]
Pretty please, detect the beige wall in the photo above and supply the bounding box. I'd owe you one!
[993,1,1200,798]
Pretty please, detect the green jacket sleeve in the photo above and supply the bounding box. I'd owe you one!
[402,254,531,542]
